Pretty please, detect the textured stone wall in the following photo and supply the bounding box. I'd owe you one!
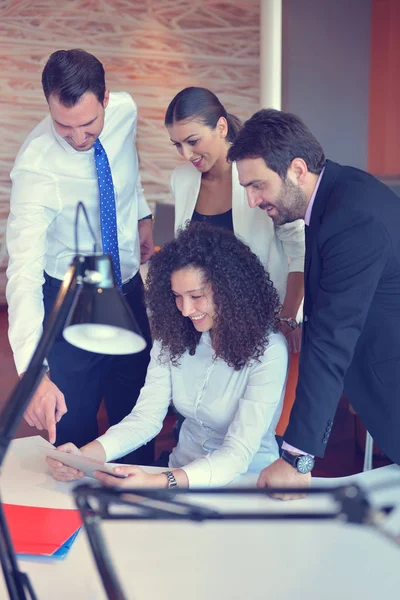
[0,0,260,301]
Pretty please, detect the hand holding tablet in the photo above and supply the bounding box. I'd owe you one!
[38,441,128,480]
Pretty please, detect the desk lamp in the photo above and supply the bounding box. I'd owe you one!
[0,202,146,599]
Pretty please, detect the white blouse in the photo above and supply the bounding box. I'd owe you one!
[97,331,288,488]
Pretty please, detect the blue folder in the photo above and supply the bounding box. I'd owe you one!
[17,528,81,562]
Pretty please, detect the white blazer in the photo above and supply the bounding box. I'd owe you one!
[171,162,305,301]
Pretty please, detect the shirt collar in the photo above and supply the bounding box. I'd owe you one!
[304,166,325,226]
[201,331,212,346]
[50,120,80,155]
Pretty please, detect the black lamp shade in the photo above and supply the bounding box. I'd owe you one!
[63,255,146,355]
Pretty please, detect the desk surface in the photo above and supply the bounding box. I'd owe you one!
[1,436,399,600]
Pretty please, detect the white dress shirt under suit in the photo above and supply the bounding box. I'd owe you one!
[7,92,150,375]
[171,162,305,302]
[97,331,289,488]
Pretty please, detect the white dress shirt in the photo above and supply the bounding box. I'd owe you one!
[172,162,305,302]
[6,92,150,374]
[97,331,288,488]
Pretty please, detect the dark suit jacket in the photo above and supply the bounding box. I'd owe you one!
[284,160,400,464]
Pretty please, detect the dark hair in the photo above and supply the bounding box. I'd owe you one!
[145,222,281,370]
[41,49,106,107]
[228,108,326,177]
[165,87,242,143]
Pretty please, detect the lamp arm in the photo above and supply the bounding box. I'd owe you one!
[75,201,99,255]
[0,256,82,468]
[73,483,399,600]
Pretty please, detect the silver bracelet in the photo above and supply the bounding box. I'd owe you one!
[279,317,298,330]
[163,470,178,488]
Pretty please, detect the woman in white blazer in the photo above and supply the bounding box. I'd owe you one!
[165,87,305,354]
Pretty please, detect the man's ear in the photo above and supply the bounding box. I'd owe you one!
[288,158,308,185]
[103,89,110,109]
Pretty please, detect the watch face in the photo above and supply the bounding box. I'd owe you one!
[297,455,315,474]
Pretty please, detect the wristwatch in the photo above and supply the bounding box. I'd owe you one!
[279,317,298,330]
[163,470,178,488]
[281,450,315,474]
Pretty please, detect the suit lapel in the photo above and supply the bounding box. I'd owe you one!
[304,224,312,284]
[304,160,341,286]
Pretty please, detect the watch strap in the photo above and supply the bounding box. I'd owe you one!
[279,317,298,330]
[281,449,299,468]
[281,450,314,474]
[163,470,178,488]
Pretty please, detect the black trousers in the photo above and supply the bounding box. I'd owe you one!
[43,270,154,465]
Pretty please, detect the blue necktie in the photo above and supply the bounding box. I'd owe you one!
[93,139,122,289]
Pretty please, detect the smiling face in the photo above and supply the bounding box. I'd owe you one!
[167,117,229,173]
[48,90,109,152]
[171,267,216,333]
[236,157,308,226]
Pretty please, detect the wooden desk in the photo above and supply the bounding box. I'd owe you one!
[0,436,399,599]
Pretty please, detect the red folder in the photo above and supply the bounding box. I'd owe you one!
[4,503,82,556]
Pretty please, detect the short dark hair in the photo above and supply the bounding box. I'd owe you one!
[41,49,106,107]
[165,87,242,143]
[145,222,281,370]
[228,108,326,178]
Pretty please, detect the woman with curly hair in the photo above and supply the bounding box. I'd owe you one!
[47,223,288,489]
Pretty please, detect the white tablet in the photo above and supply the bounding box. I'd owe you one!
[40,445,128,480]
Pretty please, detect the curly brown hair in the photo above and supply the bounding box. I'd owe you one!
[145,222,281,370]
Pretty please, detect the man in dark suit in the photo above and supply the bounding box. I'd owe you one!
[228,109,400,496]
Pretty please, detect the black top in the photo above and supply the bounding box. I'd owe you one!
[191,209,234,232]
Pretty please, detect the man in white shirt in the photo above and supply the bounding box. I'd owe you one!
[6,49,155,464]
